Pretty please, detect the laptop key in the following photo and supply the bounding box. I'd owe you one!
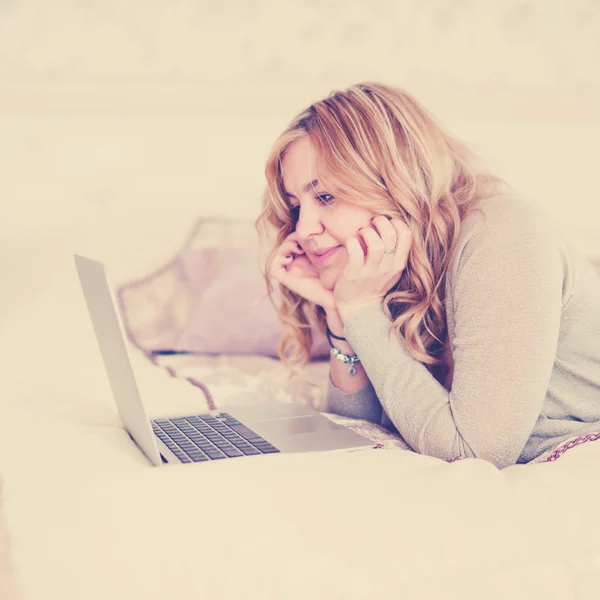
[253,442,280,451]
[213,437,237,447]
[199,446,218,454]
[208,436,229,446]
[212,443,236,453]
[172,450,191,462]
[188,451,209,461]
[190,455,208,462]
[225,424,264,441]
[204,451,226,460]
[236,441,257,450]
[239,446,261,455]
[253,441,277,449]
[221,447,244,458]
[186,435,204,444]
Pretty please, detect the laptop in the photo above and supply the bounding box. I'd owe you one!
[73,254,375,467]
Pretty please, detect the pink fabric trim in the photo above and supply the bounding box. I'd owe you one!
[538,431,600,462]
[443,430,600,465]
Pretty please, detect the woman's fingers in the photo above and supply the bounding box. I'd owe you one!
[358,227,385,268]
[346,236,365,269]
[283,239,304,257]
[371,215,398,252]
[270,237,308,283]
[388,219,412,268]
[348,216,407,274]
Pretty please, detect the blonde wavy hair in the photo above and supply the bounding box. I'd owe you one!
[255,81,511,381]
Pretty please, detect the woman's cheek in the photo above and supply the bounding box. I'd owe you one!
[322,255,347,290]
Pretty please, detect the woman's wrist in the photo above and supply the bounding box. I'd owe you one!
[324,309,368,389]
[325,309,345,339]
[336,298,383,325]
[324,309,358,356]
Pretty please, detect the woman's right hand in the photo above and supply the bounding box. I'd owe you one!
[270,232,337,313]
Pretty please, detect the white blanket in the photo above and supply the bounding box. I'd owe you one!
[2,212,600,599]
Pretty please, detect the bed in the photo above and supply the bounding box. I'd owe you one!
[1,84,600,599]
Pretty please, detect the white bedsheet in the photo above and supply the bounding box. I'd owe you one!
[1,213,600,599]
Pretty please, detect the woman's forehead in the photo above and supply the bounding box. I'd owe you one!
[281,136,314,170]
[281,138,319,194]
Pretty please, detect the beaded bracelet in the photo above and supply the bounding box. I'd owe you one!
[325,325,360,375]
[326,325,347,341]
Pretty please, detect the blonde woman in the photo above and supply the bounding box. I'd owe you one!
[255,82,600,470]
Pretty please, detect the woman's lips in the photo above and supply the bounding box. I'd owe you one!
[313,246,341,265]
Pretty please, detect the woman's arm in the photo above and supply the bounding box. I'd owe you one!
[325,309,369,392]
[338,200,565,469]
[324,309,386,425]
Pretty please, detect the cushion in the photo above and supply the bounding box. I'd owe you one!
[117,218,331,360]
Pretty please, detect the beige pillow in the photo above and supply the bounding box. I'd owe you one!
[117,218,331,360]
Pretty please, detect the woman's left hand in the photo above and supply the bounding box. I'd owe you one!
[333,215,412,323]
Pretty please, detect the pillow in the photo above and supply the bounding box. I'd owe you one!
[117,218,331,360]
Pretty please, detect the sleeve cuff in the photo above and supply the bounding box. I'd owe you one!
[325,375,383,424]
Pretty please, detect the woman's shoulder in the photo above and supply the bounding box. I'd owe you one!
[457,192,563,255]
[460,192,548,239]
[448,192,569,285]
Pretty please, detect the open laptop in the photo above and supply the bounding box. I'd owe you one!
[74,254,375,467]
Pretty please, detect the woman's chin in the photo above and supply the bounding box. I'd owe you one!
[319,269,341,291]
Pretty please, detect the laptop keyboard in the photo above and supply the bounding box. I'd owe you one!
[152,412,280,463]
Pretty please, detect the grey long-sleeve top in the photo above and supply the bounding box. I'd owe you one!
[326,194,600,469]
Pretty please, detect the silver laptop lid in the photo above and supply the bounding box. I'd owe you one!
[74,254,162,466]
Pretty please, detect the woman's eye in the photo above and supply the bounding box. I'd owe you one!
[316,193,334,204]
[288,194,334,221]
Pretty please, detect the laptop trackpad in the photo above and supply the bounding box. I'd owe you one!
[256,415,338,436]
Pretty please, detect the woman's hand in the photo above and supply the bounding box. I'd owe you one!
[333,216,412,322]
[269,231,337,312]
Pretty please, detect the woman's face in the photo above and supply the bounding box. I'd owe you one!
[280,136,377,291]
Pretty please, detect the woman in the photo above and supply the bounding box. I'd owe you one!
[254,82,600,469]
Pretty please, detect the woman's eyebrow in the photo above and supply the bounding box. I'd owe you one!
[283,179,320,199]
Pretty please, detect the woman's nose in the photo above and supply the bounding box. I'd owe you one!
[294,201,325,239]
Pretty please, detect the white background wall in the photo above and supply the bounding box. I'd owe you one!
[1,0,599,89]
[0,1,599,250]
